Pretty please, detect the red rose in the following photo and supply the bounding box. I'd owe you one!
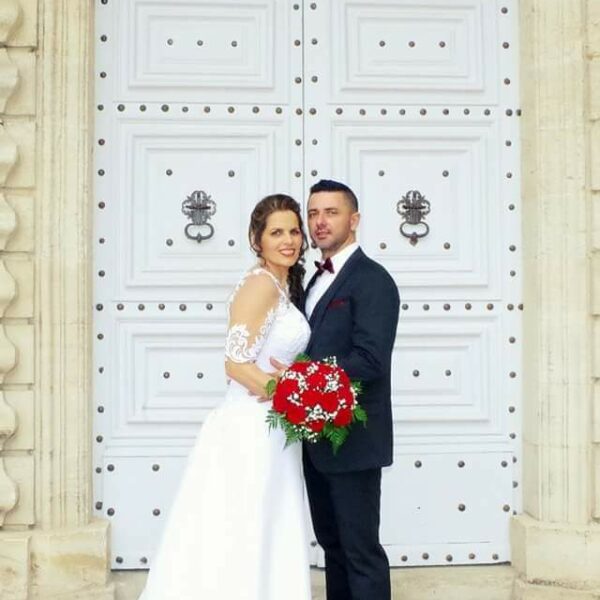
[307,419,325,433]
[333,408,352,427]
[291,361,311,374]
[286,403,307,425]
[277,378,299,397]
[302,390,321,408]
[337,369,351,389]
[339,387,354,409]
[272,378,299,414]
[320,392,339,413]
[318,363,336,377]
[307,370,327,390]
[272,393,285,413]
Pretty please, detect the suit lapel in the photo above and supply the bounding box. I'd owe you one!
[305,271,320,297]
[301,271,320,314]
[308,248,364,335]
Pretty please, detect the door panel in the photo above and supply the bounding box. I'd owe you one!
[114,0,293,103]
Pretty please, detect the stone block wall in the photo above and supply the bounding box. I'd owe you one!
[0,0,36,531]
[0,2,37,598]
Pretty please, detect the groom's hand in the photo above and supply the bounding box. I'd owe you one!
[264,358,287,393]
[269,357,287,377]
[255,358,287,404]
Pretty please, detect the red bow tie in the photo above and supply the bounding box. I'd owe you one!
[314,257,334,275]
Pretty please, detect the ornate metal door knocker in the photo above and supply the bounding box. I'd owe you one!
[397,190,431,246]
[181,190,217,243]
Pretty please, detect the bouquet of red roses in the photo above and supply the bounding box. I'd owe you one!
[265,354,367,454]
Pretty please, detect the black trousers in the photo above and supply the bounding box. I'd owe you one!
[303,452,391,600]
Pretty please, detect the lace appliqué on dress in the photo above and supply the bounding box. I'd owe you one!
[225,308,276,364]
[224,267,290,364]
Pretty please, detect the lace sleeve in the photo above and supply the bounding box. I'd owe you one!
[225,271,281,364]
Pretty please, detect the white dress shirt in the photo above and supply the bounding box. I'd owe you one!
[305,242,359,319]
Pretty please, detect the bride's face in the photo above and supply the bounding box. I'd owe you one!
[258,210,303,270]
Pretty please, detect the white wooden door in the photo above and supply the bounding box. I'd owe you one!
[304,0,521,566]
[94,0,521,570]
[93,0,303,569]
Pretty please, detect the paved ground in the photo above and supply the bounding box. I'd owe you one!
[113,564,515,600]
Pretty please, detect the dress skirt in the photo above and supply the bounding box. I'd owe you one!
[138,387,312,600]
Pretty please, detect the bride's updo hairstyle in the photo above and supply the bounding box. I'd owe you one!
[249,194,308,308]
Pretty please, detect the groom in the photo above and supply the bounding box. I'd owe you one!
[302,179,399,599]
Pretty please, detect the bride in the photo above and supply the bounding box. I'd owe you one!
[139,194,312,600]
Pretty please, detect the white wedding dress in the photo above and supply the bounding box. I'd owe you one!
[139,267,312,600]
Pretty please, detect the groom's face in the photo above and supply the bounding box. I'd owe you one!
[307,191,360,256]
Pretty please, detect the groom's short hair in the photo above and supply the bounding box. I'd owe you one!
[309,179,359,212]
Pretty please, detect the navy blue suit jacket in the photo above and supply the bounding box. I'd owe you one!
[302,248,400,473]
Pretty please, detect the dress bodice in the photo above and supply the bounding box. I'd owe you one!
[225,268,311,395]
[252,300,310,372]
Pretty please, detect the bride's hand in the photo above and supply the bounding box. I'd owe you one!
[257,374,278,403]
[256,359,287,403]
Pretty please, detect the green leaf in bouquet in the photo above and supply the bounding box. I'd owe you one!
[266,410,305,448]
[265,378,277,398]
[294,353,311,362]
[353,405,368,426]
[330,426,350,455]
[283,430,303,448]
[282,420,304,446]
[322,422,335,436]
[351,380,363,395]
[266,410,282,431]
[320,423,350,455]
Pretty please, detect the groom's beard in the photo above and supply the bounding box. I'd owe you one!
[311,236,352,257]
[310,231,336,254]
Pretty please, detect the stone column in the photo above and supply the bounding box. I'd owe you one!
[0,1,114,598]
[0,1,38,598]
[589,0,600,535]
[511,1,600,597]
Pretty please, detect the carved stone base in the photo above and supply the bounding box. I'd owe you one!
[511,515,600,596]
[0,520,114,600]
[0,532,29,600]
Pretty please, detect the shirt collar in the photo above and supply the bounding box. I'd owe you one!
[329,242,359,273]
